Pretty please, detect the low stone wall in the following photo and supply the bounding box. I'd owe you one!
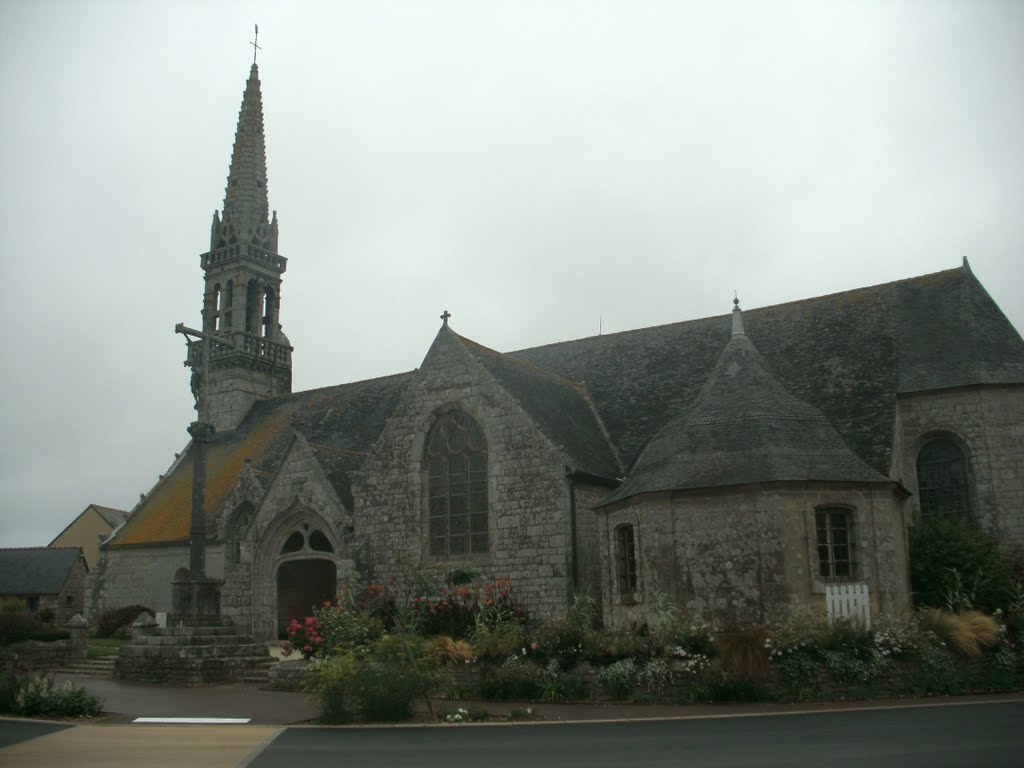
[0,616,89,673]
[0,640,76,672]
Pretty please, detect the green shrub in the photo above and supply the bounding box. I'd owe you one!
[539,659,586,702]
[0,667,28,713]
[775,652,824,699]
[0,612,69,645]
[304,637,437,723]
[95,605,152,638]
[599,658,637,700]
[471,622,525,660]
[14,675,102,718]
[479,655,543,701]
[909,516,1016,612]
[1,598,30,614]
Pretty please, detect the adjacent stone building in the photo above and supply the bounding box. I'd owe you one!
[88,63,1024,639]
[1,548,88,624]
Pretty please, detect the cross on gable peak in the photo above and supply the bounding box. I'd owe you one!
[440,310,452,326]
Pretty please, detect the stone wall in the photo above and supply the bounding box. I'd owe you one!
[892,384,1024,544]
[90,544,223,618]
[56,556,88,624]
[599,482,910,631]
[573,482,611,611]
[354,329,576,622]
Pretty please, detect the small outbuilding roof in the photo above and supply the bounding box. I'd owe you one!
[0,548,84,596]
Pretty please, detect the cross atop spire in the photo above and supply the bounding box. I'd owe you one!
[441,310,452,326]
[250,24,261,64]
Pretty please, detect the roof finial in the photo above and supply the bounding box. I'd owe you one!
[250,24,261,65]
[731,292,745,336]
[440,310,452,326]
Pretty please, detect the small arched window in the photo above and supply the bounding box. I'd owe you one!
[426,411,488,557]
[916,439,970,519]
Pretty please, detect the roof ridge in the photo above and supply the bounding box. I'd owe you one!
[457,333,587,392]
[510,264,967,356]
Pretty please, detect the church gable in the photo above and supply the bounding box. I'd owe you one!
[247,431,351,543]
[354,323,587,618]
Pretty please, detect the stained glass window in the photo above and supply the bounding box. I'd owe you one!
[426,411,488,557]
[917,439,970,519]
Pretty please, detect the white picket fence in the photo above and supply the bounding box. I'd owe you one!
[825,583,871,629]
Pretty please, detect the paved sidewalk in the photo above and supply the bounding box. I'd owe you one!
[41,673,1024,726]
[50,673,320,725]
[2,678,1022,768]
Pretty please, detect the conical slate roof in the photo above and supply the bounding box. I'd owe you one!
[600,302,892,506]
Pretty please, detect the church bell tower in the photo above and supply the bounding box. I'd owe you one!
[186,63,292,431]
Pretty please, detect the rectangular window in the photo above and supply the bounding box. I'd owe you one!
[816,508,856,580]
[615,524,638,597]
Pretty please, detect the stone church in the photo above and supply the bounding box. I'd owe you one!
[88,64,1024,640]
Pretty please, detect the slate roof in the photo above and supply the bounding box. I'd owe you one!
[0,548,84,595]
[110,263,1024,545]
[113,372,412,546]
[512,264,1024,476]
[459,335,622,479]
[601,310,891,505]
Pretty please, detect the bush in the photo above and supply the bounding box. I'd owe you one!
[0,666,28,713]
[479,655,544,701]
[599,658,637,700]
[470,622,525,660]
[14,675,102,718]
[304,636,437,723]
[0,612,69,645]
[1,598,27,613]
[95,605,152,638]
[909,516,1017,612]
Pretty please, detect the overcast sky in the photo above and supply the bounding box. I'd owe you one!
[1,0,1021,549]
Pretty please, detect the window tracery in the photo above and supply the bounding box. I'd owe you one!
[426,411,488,557]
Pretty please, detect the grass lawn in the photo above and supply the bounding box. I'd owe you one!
[87,637,129,657]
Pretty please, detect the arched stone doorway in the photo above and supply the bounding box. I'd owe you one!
[276,559,336,638]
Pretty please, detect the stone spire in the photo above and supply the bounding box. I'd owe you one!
[210,63,278,253]
[190,62,292,433]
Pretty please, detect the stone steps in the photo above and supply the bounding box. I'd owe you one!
[54,656,117,677]
[115,620,273,685]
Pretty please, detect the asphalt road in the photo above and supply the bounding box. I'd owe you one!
[248,701,1024,768]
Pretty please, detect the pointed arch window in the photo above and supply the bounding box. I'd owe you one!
[615,523,638,598]
[917,439,970,519]
[426,411,488,557]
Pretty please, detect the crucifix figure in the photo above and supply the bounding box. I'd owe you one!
[441,310,452,325]
[251,24,261,64]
